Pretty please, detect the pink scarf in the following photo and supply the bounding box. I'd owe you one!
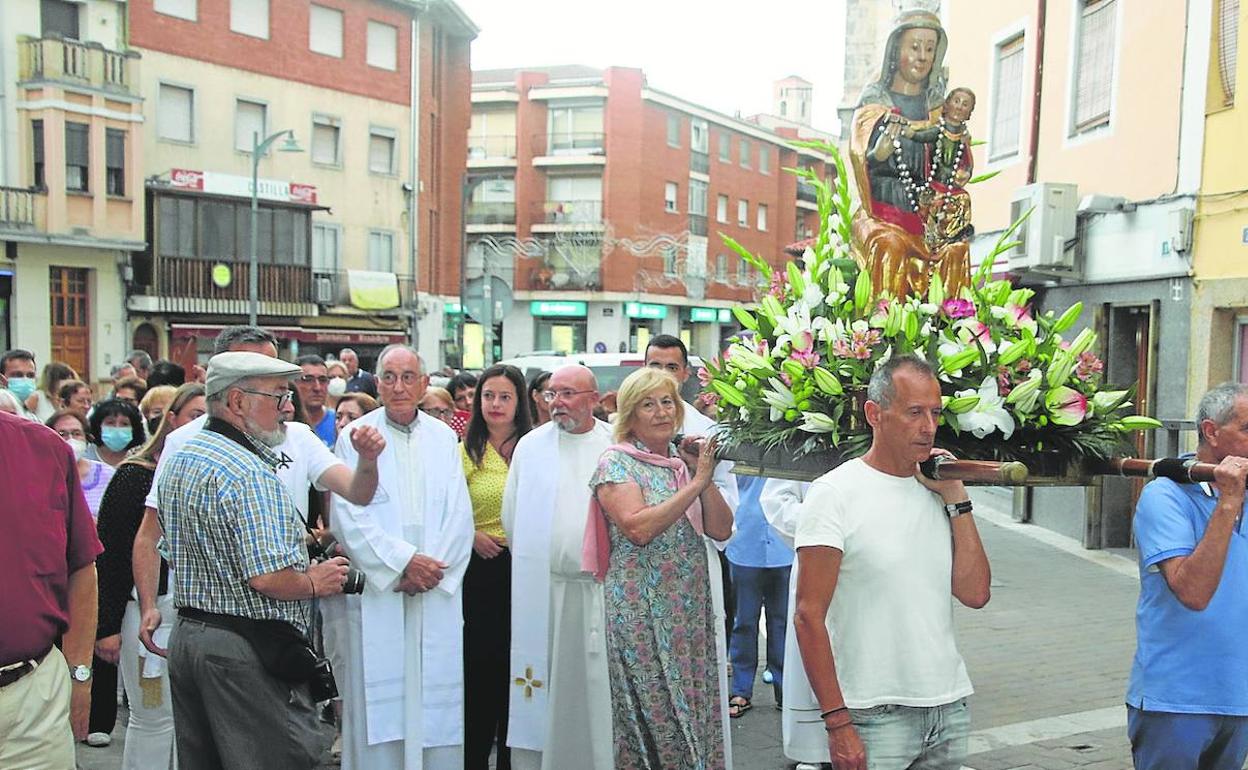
[581,441,705,582]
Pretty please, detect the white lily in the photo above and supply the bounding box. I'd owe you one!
[799,411,838,434]
[761,377,798,421]
[950,376,1016,440]
[774,304,813,350]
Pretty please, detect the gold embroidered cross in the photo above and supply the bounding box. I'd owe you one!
[513,666,544,699]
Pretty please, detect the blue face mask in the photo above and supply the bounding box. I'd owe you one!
[100,426,133,452]
[5,377,35,401]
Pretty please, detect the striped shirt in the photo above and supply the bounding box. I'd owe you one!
[157,417,310,632]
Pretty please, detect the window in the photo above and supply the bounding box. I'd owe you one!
[737,257,749,284]
[666,114,680,147]
[661,245,678,275]
[230,0,269,39]
[991,35,1025,159]
[1218,0,1239,106]
[309,5,343,57]
[739,138,751,168]
[759,146,770,174]
[664,182,679,213]
[312,223,341,272]
[65,122,89,192]
[548,104,604,154]
[311,115,341,166]
[369,128,396,174]
[367,21,398,71]
[31,120,44,189]
[757,203,768,231]
[158,83,194,143]
[235,99,266,153]
[41,0,80,39]
[716,194,728,223]
[690,119,709,153]
[1072,0,1117,133]
[718,132,730,162]
[106,129,125,196]
[154,0,196,21]
[688,179,708,216]
[368,231,395,273]
[737,199,748,227]
[715,254,727,282]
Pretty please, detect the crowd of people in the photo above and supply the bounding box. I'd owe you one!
[6,324,1246,770]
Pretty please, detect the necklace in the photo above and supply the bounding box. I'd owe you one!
[881,117,966,212]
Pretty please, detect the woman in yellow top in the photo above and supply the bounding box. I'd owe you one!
[460,363,531,770]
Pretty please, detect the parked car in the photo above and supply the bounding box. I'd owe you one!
[497,352,705,403]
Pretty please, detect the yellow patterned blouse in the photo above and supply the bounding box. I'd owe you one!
[460,441,509,541]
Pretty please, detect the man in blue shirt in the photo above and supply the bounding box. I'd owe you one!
[1127,381,1248,770]
[294,354,337,447]
[726,474,793,717]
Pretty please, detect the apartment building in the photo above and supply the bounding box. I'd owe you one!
[0,0,144,382]
[944,0,1210,546]
[126,0,475,369]
[460,65,834,366]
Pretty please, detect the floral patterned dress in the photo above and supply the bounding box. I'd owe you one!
[589,442,725,770]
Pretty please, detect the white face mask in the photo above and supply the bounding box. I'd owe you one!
[327,377,348,397]
[66,438,87,461]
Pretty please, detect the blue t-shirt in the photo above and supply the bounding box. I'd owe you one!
[725,475,793,568]
[1126,473,1248,714]
[313,409,336,449]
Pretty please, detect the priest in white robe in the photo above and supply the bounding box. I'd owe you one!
[325,345,474,770]
[502,365,615,770]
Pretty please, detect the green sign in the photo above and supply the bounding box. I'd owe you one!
[444,301,462,314]
[688,307,717,323]
[530,300,587,317]
[626,302,668,320]
[718,308,733,323]
[211,263,232,288]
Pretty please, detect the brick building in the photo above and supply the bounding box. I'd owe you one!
[126,0,475,369]
[463,65,835,365]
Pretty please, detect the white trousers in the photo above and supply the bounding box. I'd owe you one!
[119,596,176,770]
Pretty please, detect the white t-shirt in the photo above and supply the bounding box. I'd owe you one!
[148,415,341,519]
[794,457,972,709]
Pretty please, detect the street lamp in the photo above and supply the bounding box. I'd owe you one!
[248,129,303,326]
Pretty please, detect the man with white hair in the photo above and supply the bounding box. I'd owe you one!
[502,365,614,770]
[328,344,474,769]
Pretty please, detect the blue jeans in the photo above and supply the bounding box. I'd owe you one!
[728,563,790,699]
[1128,706,1248,770]
[848,699,969,770]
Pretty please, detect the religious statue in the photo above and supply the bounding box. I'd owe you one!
[849,9,974,299]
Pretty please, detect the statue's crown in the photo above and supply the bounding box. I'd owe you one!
[893,0,941,20]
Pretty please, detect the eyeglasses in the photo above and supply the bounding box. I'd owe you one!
[541,388,595,403]
[297,375,330,386]
[56,429,86,440]
[380,371,423,386]
[238,388,294,409]
[420,406,454,419]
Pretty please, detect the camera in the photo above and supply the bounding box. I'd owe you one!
[308,656,339,702]
[308,532,368,595]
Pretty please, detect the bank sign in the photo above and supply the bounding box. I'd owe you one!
[170,168,318,205]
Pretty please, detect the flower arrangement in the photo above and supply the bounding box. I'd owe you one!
[703,140,1161,468]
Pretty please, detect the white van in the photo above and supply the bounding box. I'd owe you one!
[498,352,705,402]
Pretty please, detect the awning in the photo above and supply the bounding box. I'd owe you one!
[170,323,407,346]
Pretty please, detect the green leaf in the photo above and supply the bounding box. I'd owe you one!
[787,262,806,299]
[710,380,746,407]
[731,306,759,332]
[720,234,773,279]
[1051,302,1084,334]
[854,271,873,314]
[812,366,844,396]
[967,170,1002,185]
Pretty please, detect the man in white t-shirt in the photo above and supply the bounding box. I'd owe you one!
[793,354,991,770]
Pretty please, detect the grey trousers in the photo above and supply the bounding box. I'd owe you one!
[169,615,328,770]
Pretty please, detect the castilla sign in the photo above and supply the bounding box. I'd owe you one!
[169,168,318,205]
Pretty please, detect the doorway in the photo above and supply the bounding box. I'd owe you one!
[50,267,89,381]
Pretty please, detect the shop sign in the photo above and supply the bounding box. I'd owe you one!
[626,302,667,320]
[689,306,721,323]
[170,168,319,205]
[530,300,587,317]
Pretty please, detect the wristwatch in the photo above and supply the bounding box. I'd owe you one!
[69,664,92,683]
[944,500,974,519]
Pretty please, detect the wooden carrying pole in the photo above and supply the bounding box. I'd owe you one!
[1092,457,1217,484]
[918,457,1030,485]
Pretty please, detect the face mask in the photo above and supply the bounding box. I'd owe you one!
[147,416,162,435]
[5,377,35,401]
[327,377,347,397]
[100,426,133,452]
[66,438,87,461]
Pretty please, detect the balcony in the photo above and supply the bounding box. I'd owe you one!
[312,270,415,311]
[19,36,140,97]
[140,257,317,316]
[465,201,517,228]
[526,259,602,292]
[467,135,517,168]
[531,200,604,231]
[0,187,36,230]
[797,179,819,209]
[532,132,606,167]
[690,151,710,175]
[688,213,708,237]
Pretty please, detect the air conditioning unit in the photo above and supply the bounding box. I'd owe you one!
[314,276,334,305]
[1007,182,1078,273]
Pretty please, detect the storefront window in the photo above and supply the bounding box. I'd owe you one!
[535,319,586,354]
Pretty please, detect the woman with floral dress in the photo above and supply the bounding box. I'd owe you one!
[585,367,734,770]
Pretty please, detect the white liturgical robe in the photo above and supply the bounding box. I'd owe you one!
[503,420,615,770]
[323,409,474,770]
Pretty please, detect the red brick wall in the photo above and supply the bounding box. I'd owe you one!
[129,0,412,105]
[422,23,473,296]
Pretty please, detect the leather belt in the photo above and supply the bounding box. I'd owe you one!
[0,648,51,689]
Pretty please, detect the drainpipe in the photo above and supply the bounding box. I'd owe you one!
[1025,0,1047,185]
[0,24,9,187]
[407,7,425,352]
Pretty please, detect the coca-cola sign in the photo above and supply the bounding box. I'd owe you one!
[170,168,204,190]
[168,168,318,205]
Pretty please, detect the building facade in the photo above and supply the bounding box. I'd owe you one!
[126,0,474,370]
[461,65,835,367]
[0,0,144,383]
[944,0,1208,546]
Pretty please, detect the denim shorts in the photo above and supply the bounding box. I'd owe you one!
[849,699,970,770]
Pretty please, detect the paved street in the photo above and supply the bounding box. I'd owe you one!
[78,489,1147,770]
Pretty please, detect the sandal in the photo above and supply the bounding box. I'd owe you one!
[728,696,752,718]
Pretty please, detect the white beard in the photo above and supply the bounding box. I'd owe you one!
[243,415,286,447]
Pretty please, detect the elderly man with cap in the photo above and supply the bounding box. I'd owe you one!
[157,352,355,769]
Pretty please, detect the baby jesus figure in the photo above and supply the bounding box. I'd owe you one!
[904,87,976,249]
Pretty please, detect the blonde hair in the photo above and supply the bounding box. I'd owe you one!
[421,386,454,409]
[613,367,684,443]
[128,383,205,469]
[140,385,177,416]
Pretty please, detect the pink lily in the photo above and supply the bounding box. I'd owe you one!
[941,298,976,319]
[1045,386,1088,426]
[790,331,821,369]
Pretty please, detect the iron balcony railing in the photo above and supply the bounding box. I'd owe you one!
[797,179,818,203]
[535,132,606,157]
[467,135,517,161]
[690,151,710,175]
[312,270,414,309]
[465,201,517,226]
[533,200,603,226]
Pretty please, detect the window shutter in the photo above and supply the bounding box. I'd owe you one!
[1073,0,1116,132]
[991,35,1025,159]
[367,22,398,70]
[369,134,393,173]
[1219,0,1239,106]
[235,101,266,152]
[158,84,193,142]
[309,5,343,57]
[312,122,338,165]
